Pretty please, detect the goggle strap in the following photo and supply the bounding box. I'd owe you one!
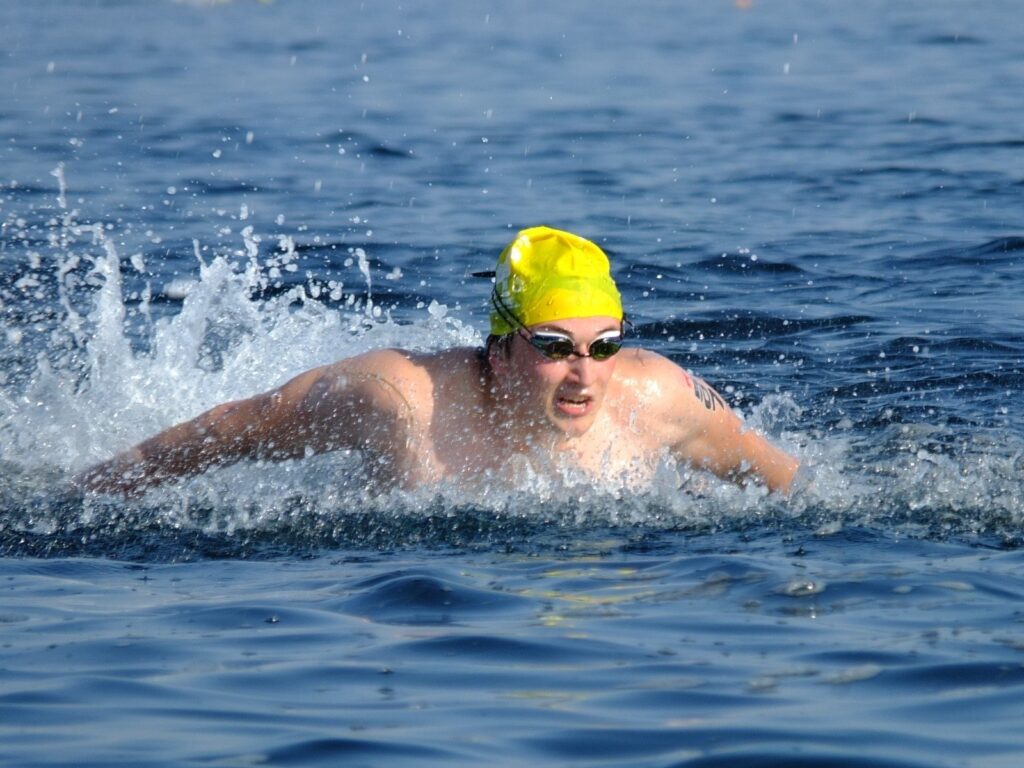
[491,290,525,334]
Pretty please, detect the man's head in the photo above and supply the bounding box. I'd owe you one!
[486,227,625,439]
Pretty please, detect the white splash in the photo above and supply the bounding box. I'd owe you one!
[0,175,476,495]
[1,170,1021,549]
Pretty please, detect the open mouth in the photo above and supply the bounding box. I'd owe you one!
[555,393,592,417]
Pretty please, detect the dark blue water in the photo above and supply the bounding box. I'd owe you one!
[2,1,1023,765]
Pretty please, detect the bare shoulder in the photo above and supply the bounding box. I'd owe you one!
[613,347,799,493]
[612,348,704,410]
[327,347,431,387]
[611,347,735,438]
[307,346,480,413]
[304,348,438,412]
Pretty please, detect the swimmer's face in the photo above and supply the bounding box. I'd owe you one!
[502,315,622,439]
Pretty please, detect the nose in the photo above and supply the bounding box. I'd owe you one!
[566,354,596,386]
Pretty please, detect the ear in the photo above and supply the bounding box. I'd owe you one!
[488,336,512,377]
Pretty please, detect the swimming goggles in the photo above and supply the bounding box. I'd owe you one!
[521,329,623,361]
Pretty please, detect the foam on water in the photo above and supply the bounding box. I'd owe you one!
[1,173,1022,558]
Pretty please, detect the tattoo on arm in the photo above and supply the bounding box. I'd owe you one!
[692,377,727,412]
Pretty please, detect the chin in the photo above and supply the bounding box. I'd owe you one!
[545,409,598,439]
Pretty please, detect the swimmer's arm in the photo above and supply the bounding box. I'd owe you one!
[76,354,412,496]
[672,374,799,494]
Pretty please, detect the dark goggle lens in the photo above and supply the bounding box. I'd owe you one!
[588,337,622,360]
[529,334,622,361]
[529,336,576,360]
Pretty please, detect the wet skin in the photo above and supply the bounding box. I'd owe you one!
[77,315,800,496]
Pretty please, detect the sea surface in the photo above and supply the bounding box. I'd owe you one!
[2,1,1023,766]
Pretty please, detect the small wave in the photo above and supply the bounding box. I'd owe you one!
[262,736,454,765]
[918,34,985,46]
[340,572,527,625]
[918,236,1024,261]
[674,754,932,768]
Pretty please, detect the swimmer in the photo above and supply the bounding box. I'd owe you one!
[78,226,799,496]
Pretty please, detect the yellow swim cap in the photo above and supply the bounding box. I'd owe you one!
[489,226,623,335]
